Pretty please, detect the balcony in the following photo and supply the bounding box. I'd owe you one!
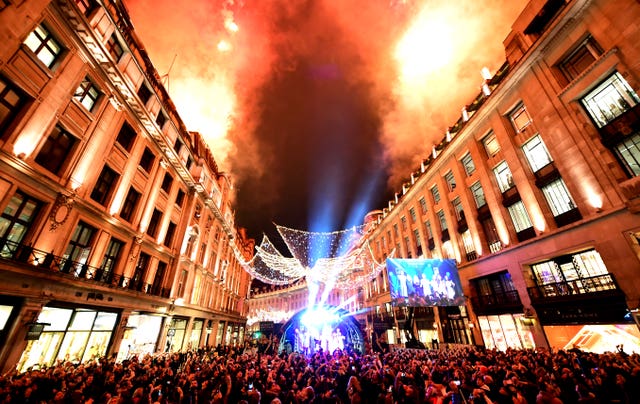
[0,238,171,298]
[528,273,628,324]
[427,238,435,250]
[501,186,520,207]
[599,102,640,147]
[470,290,523,315]
[465,251,478,262]
[553,207,583,227]
[534,162,561,188]
[527,273,622,303]
[456,215,468,233]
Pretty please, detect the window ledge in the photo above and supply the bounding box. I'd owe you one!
[558,47,619,102]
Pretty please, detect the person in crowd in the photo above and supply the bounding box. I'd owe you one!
[1,342,638,403]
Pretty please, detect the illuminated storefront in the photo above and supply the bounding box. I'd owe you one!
[117,313,164,360]
[187,319,204,350]
[215,321,225,346]
[477,313,535,351]
[18,307,117,372]
[528,248,637,353]
[544,324,640,353]
[166,317,188,352]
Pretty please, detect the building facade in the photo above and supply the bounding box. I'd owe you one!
[0,0,252,372]
[361,0,640,352]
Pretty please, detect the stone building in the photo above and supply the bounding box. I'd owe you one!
[0,0,252,372]
[241,0,640,353]
[361,0,640,352]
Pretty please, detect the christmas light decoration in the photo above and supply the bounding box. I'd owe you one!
[235,223,389,291]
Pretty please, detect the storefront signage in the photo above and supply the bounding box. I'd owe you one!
[25,322,50,341]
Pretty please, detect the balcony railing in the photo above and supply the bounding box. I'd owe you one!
[470,290,523,315]
[527,273,621,303]
[599,102,640,147]
[0,238,171,298]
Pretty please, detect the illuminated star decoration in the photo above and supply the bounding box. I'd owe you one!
[237,224,390,290]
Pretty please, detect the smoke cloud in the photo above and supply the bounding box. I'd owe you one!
[126,0,527,238]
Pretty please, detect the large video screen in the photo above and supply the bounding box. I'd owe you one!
[385,258,465,307]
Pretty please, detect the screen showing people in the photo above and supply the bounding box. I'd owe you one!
[386,258,465,307]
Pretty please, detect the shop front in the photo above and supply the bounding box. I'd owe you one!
[187,318,204,350]
[529,247,638,353]
[477,313,535,350]
[17,306,118,372]
[543,323,640,353]
[117,312,164,360]
[166,316,188,352]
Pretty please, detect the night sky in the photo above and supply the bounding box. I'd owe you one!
[126,0,528,246]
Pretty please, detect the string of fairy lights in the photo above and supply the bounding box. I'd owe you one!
[235,224,390,290]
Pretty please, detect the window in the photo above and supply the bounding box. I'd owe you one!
[493,161,514,192]
[90,165,119,206]
[436,209,448,231]
[161,172,173,193]
[64,221,96,272]
[175,189,185,207]
[105,33,123,62]
[0,76,29,135]
[481,217,502,253]
[431,185,441,204]
[137,84,152,106]
[404,236,411,257]
[461,152,475,176]
[156,111,167,129]
[115,122,136,152]
[393,223,399,236]
[24,24,63,68]
[419,197,427,214]
[541,179,576,216]
[176,269,188,298]
[615,133,640,176]
[425,220,434,239]
[582,72,640,128]
[470,181,487,208]
[139,147,155,172]
[164,221,176,247]
[98,238,124,282]
[444,171,456,191]
[461,230,476,260]
[452,197,465,221]
[482,131,500,157]
[506,201,533,232]
[559,35,603,82]
[147,209,162,238]
[0,191,41,258]
[413,229,421,248]
[531,249,611,294]
[74,0,99,17]
[401,216,407,230]
[34,126,77,175]
[151,261,167,295]
[409,207,417,223]
[174,138,184,154]
[120,187,141,222]
[130,252,150,291]
[73,77,100,111]
[509,103,533,133]
[522,135,552,172]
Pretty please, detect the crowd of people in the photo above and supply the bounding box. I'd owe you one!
[0,341,637,403]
